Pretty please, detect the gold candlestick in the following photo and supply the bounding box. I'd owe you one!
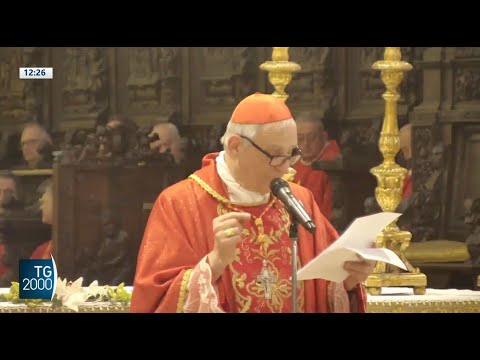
[260,47,301,101]
[364,47,427,296]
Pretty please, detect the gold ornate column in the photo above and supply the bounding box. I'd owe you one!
[260,47,301,101]
[364,47,427,295]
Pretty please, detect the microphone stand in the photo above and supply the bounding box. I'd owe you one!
[289,218,299,313]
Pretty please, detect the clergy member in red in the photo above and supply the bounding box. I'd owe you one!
[30,179,53,259]
[131,93,374,313]
[293,111,340,220]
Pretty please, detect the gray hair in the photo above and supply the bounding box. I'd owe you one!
[22,122,53,145]
[294,110,325,131]
[152,122,181,142]
[220,118,295,151]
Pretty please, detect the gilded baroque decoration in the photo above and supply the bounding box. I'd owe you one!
[200,47,256,106]
[0,47,42,123]
[361,47,416,105]
[63,48,108,120]
[126,47,180,118]
[364,47,427,296]
[454,68,480,102]
[286,47,334,108]
[260,47,301,101]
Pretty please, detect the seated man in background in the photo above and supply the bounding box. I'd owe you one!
[18,122,54,169]
[149,122,186,165]
[293,111,340,220]
[0,172,22,216]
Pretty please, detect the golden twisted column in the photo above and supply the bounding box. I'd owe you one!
[364,47,427,295]
[260,47,301,101]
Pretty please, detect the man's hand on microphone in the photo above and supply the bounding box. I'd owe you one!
[208,212,251,282]
[343,257,376,291]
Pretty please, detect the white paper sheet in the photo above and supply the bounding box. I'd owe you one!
[297,212,407,283]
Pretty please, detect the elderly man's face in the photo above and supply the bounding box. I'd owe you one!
[21,127,45,164]
[0,178,16,207]
[297,121,327,162]
[233,120,298,194]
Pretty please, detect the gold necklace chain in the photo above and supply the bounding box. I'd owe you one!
[189,174,279,244]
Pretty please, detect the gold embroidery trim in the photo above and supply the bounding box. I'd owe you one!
[177,268,193,313]
[367,299,480,313]
[189,174,270,207]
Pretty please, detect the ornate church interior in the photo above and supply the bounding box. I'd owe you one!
[0,46,479,313]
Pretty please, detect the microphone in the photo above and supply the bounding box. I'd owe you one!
[270,178,317,234]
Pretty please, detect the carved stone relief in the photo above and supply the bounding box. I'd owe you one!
[63,48,109,120]
[339,118,383,161]
[0,47,43,123]
[126,47,181,119]
[287,47,334,110]
[454,68,480,103]
[410,126,447,242]
[199,47,256,106]
[360,47,385,101]
[455,47,480,58]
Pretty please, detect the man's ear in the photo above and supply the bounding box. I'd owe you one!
[227,135,243,155]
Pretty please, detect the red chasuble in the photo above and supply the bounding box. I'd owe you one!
[130,153,366,313]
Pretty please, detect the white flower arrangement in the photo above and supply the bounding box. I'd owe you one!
[0,277,132,312]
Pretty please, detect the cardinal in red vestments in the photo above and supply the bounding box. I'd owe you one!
[130,93,374,313]
[292,111,341,220]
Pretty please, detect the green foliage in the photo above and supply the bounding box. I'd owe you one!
[0,281,132,308]
[0,282,44,306]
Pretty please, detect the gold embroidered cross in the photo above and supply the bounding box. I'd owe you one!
[257,260,276,300]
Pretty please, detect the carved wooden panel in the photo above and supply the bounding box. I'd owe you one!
[53,162,186,285]
[454,67,480,104]
[455,47,480,58]
[286,47,334,113]
[359,47,385,102]
[51,48,110,131]
[189,47,258,124]
[116,47,182,126]
[339,119,383,168]
[447,125,480,238]
[345,47,417,121]
[0,47,44,129]
[410,125,450,241]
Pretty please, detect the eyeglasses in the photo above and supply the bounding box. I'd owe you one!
[239,135,302,167]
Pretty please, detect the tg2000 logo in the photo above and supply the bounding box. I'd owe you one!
[19,257,58,300]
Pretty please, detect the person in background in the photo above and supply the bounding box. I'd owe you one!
[149,122,185,165]
[30,179,53,259]
[293,110,341,220]
[18,122,53,169]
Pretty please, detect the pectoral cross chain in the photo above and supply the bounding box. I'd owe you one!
[257,260,276,300]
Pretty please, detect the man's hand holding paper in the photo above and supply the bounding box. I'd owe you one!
[297,212,407,284]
